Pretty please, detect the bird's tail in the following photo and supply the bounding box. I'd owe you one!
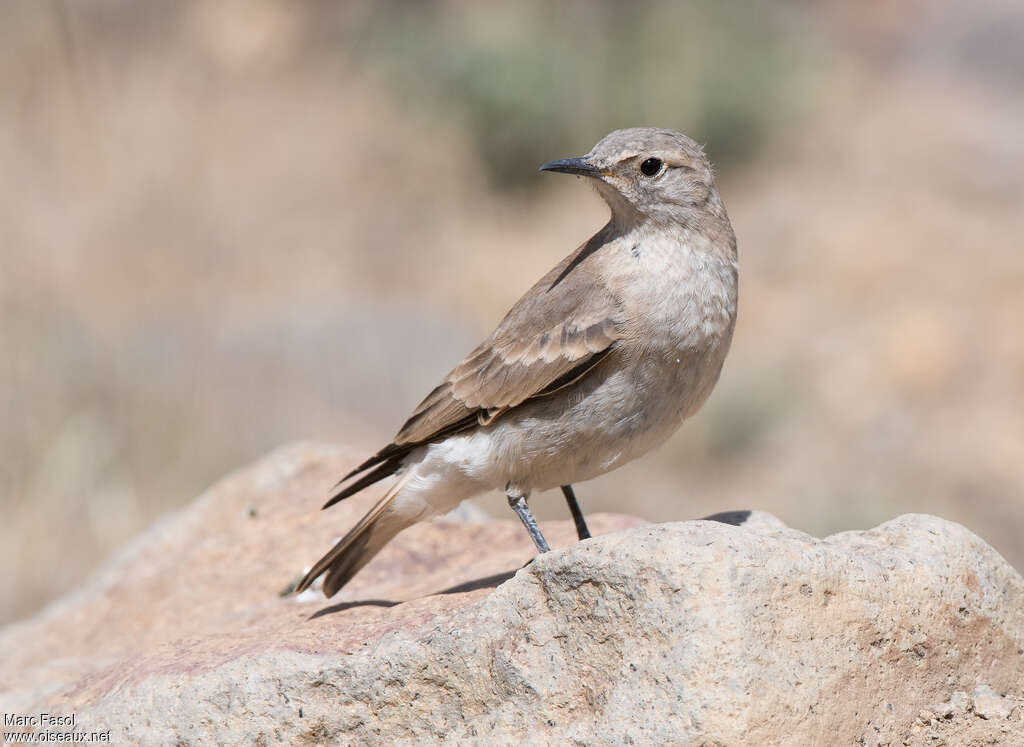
[295,470,417,597]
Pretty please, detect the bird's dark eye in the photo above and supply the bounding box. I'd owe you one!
[639,157,663,177]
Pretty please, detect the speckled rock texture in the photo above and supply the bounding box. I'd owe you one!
[1,443,1022,745]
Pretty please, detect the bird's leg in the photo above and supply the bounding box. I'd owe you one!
[561,484,591,540]
[506,483,550,554]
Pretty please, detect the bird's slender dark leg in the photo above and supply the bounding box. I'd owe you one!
[506,484,550,553]
[561,484,591,540]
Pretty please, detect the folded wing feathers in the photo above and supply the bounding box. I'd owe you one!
[325,250,623,507]
[449,315,617,408]
[394,382,476,445]
[322,453,405,509]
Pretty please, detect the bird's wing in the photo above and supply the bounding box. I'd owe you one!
[397,230,622,443]
[325,229,622,507]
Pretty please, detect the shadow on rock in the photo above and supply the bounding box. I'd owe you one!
[307,568,519,619]
[308,599,400,619]
[434,569,518,596]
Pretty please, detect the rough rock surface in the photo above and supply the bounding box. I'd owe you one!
[2,443,1022,745]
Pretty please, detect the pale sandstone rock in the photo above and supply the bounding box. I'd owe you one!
[930,690,970,718]
[973,684,1013,721]
[1,443,1022,745]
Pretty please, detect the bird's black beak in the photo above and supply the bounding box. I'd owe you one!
[539,156,605,178]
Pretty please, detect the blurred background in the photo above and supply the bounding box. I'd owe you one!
[2,0,1022,625]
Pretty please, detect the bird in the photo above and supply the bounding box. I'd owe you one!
[296,127,738,597]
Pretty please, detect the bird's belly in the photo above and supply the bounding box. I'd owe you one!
[455,343,729,493]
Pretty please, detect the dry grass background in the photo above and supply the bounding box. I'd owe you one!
[2,0,1022,624]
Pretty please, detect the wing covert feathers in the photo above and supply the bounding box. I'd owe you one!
[394,234,622,445]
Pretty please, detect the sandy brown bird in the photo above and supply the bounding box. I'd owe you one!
[296,128,738,597]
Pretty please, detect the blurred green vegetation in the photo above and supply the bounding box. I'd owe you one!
[346,0,801,187]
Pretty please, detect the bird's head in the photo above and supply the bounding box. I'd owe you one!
[540,128,721,229]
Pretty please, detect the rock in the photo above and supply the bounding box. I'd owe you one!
[906,686,1024,746]
[1,443,1023,745]
[930,690,970,718]
[973,684,1013,720]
